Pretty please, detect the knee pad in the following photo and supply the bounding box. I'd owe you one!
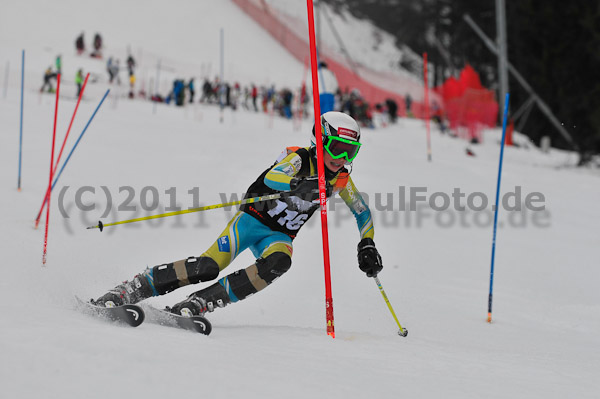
[220,252,292,302]
[153,256,220,295]
[255,252,292,284]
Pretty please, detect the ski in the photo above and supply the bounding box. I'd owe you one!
[143,305,212,335]
[75,296,145,327]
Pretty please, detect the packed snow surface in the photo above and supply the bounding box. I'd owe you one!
[1,1,599,398]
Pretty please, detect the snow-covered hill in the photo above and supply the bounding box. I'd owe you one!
[1,1,599,399]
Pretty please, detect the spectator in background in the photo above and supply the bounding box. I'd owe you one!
[385,98,398,123]
[173,79,185,106]
[405,94,413,117]
[281,88,293,119]
[91,33,103,58]
[200,79,212,103]
[126,55,136,77]
[40,67,56,93]
[316,61,339,113]
[55,55,62,75]
[129,74,136,99]
[218,81,227,109]
[75,32,85,55]
[431,101,447,134]
[225,82,231,107]
[231,82,241,110]
[242,86,250,110]
[251,84,258,112]
[107,58,121,85]
[373,103,388,128]
[75,68,84,97]
[188,78,195,103]
[342,88,358,119]
[107,57,114,83]
[261,86,269,112]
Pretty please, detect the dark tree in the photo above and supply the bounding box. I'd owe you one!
[321,0,600,163]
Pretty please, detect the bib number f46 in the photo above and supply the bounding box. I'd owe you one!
[267,200,308,230]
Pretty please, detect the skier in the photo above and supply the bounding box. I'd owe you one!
[93,112,383,318]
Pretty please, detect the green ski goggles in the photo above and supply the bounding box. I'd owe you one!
[323,135,362,163]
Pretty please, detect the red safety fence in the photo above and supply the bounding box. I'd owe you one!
[435,65,499,142]
[233,0,441,118]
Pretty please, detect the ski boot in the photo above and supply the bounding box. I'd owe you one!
[169,283,231,316]
[93,271,155,308]
[169,295,209,317]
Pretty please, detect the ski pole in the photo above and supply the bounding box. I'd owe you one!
[86,192,285,231]
[374,276,408,337]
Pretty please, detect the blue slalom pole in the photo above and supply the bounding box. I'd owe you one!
[220,28,224,83]
[51,89,110,188]
[219,28,224,122]
[488,93,510,323]
[18,50,24,191]
[152,59,160,115]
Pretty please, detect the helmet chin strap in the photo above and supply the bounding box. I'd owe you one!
[345,162,354,174]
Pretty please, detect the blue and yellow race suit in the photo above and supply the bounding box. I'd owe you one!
[140,146,374,312]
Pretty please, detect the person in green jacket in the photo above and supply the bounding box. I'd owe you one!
[55,55,62,75]
[75,69,84,97]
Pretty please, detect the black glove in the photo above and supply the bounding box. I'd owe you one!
[289,176,332,201]
[357,238,383,277]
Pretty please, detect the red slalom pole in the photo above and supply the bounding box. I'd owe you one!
[306,0,335,338]
[423,52,432,162]
[35,73,89,228]
[42,73,61,265]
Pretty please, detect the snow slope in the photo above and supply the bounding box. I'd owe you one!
[1,1,599,399]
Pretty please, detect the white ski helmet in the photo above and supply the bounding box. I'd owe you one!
[311,111,361,146]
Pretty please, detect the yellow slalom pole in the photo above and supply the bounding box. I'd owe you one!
[374,276,408,337]
[86,193,283,231]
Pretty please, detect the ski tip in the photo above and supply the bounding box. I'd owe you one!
[123,305,145,327]
[192,316,212,335]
